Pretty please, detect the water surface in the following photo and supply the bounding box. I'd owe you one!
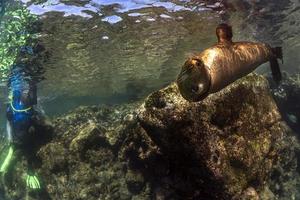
[0,0,299,115]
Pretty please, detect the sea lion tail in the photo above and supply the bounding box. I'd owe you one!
[270,47,283,84]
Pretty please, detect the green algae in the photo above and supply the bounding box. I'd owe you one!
[0,1,38,81]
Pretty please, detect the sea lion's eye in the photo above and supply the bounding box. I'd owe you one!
[191,59,198,66]
[191,59,201,67]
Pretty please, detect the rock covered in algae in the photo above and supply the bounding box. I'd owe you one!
[138,73,299,199]
[268,72,300,133]
[36,105,152,200]
[264,72,300,200]
[0,73,299,200]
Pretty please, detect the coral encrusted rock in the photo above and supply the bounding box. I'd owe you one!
[1,73,299,200]
[138,73,295,199]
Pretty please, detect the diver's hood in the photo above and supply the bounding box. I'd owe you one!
[176,58,211,102]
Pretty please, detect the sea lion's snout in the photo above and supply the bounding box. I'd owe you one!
[177,58,211,102]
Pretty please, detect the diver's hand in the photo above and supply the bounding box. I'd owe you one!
[26,174,41,189]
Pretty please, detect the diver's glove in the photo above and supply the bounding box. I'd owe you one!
[26,172,41,189]
[0,146,13,173]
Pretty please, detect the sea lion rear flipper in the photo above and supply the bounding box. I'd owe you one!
[270,47,283,84]
[272,47,283,63]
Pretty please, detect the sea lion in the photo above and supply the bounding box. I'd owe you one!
[177,23,282,102]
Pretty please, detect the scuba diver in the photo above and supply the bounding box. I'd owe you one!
[0,47,41,190]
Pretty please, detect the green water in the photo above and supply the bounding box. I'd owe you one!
[1,0,298,116]
[0,0,299,200]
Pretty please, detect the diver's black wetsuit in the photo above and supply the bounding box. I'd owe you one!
[6,62,38,174]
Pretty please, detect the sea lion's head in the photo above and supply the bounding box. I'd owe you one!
[176,58,211,102]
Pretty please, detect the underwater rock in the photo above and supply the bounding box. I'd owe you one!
[138,73,298,199]
[36,105,151,200]
[267,72,300,134]
[1,73,299,200]
[239,187,259,200]
[263,124,300,200]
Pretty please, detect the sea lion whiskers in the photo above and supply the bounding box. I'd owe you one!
[177,58,199,83]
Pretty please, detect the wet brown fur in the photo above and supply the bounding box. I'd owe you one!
[177,23,282,101]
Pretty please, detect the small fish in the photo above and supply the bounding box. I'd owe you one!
[177,23,282,102]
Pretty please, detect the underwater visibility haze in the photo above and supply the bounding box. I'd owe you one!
[0,0,299,199]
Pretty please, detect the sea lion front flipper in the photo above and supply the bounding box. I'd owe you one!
[270,47,283,84]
